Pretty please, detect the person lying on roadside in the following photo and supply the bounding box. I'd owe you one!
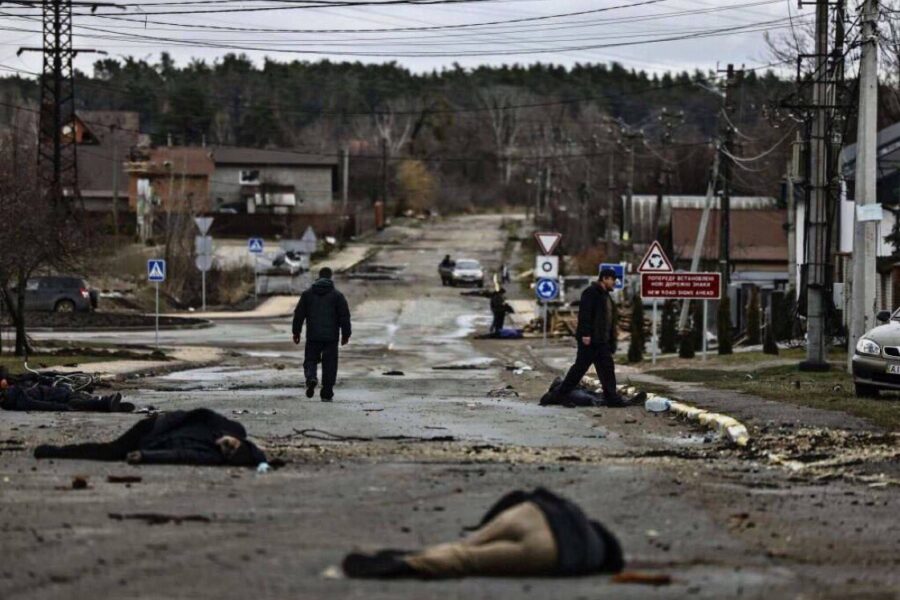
[342,487,624,579]
[1,378,133,412]
[33,408,266,467]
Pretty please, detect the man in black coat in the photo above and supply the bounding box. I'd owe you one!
[553,268,624,406]
[34,408,267,466]
[1,378,133,412]
[489,288,512,335]
[292,267,352,402]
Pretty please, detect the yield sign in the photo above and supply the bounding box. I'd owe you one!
[534,231,562,255]
[194,216,214,235]
[638,240,674,273]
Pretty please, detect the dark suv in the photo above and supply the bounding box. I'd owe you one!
[22,276,97,313]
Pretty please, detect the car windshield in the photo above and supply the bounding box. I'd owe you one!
[455,260,480,270]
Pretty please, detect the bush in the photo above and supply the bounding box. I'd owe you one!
[718,296,733,355]
[628,300,645,363]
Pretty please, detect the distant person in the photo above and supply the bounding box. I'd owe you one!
[292,267,352,402]
[439,254,455,286]
[551,268,624,406]
[489,288,513,336]
[500,262,511,284]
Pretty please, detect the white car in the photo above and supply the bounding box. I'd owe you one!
[449,259,485,287]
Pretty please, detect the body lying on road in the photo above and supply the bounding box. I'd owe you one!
[343,488,624,578]
[33,408,267,467]
[1,377,133,413]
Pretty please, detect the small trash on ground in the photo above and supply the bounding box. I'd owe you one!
[321,565,344,579]
[256,462,270,474]
[644,397,671,413]
[487,386,518,398]
[612,572,672,586]
[383,370,405,376]
[432,363,491,371]
[274,363,286,371]
[71,476,89,490]
[107,475,142,484]
[108,512,211,525]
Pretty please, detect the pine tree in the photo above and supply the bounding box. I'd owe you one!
[628,299,645,363]
[746,286,761,345]
[660,300,677,353]
[718,296,733,355]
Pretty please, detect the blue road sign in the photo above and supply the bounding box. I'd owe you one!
[147,259,166,282]
[535,278,560,301]
[600,263,625,290]
[248,237,265,254]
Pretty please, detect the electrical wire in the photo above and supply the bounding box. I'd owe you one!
[720,126,796,163]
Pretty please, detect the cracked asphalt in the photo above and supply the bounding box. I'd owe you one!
[1,215,898,600]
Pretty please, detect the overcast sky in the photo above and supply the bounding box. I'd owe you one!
[0,0,807,79]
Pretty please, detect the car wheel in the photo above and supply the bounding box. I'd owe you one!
[54,299,76,313]
[855,383,879,398]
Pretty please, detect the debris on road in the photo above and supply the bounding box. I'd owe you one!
[107,475,142,484]
[382,370,405,376]
[71,476,89,490]
[108,513,212,525]
[487,386,518,398]
[612,572,673,586]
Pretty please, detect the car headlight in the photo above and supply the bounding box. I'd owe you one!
[856,338,881,356]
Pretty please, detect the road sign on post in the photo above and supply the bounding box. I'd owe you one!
[147,259,166,349]
[599,263,626,290]
[637,241,674,364]
[534,231,562,255]
[535,255,559,280]
[248,238,264,254]
[194,216,214,235]
[536,278,559,346]
[641,271,722,363]
[194,217,215,311]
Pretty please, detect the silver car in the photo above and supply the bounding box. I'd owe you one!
[852,308,900,397]
[449,259,484,287]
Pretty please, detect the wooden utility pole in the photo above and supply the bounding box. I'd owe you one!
[652,108,684,241]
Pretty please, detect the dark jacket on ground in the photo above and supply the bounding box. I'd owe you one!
[478,488,624,576]
[33,408,267,466]
[138,409,266,465]
[292,278,352,342]
[576,283,617,347]
[1,385,111,412]
[539,377,603,408]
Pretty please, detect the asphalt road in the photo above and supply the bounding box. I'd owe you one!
[2,215,898,600]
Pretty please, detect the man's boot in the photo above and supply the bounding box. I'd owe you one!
[320,387,334,402]
[305,379,318,399]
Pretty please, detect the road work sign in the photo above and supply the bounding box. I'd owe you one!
[638,240,674,273]
[599,263,625,290]
[535,278,560,301]
[248,238,264,253]
[640,272,721,299]
[534,231,562,255]
[535,255,559,279]
[147,259,166,282]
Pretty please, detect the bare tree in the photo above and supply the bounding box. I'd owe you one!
[478,86,529,185]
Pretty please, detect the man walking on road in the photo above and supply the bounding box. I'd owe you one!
[292,267,352,402]
[552,268,624,406]
[489,287,512,336]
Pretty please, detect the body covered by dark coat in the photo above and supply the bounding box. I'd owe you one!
[293,278,352,343]
[539,377,603,408]
[478,488,624,576]
[34,408,267,466]
[2,384,119,412]
[576,283,617,348]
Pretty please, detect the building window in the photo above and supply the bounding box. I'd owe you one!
[239,169,260,185]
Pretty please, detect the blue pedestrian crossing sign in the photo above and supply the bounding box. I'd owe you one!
[248,237,264,254]
[535,278,560,301]
[599,263,626,290]
[147,259,166,282]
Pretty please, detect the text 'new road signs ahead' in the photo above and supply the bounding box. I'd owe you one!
[248,238,265,254]
[638,240,674,273]
[641,272,721,299]
[534,231,562,255]
[535,278,559,301]
[147,259,166,282]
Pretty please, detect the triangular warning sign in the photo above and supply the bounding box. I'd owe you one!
[638,241,674,273]
[534,231,562,255]
[148,262,165,280]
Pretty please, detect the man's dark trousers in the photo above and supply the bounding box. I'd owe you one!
[304,340,339,392]
[557,340,617,400]
[491,311,505,334]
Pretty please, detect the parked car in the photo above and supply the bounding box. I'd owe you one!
[852,308,900,397]
[18,276,97,313]
[448,259,484,287]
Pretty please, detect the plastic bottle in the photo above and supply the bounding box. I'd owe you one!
[644,396,671,413]
[256,462,270,474]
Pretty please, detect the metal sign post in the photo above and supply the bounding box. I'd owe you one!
[535,278,559,348]
[652,300,659,364]
[702,300,709,361]
[543,302,548,346]
[147,259,166,349]
[248,238,264,305]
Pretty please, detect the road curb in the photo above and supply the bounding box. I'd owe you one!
[582,377,751,447]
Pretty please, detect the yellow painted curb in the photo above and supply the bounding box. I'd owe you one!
[581,377,750,447]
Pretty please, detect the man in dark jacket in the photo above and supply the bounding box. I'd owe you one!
[489,288,512,335]
[553,268,624,406]
[292,267,352,401]
[1,378,133,412]
[33,408,267,466]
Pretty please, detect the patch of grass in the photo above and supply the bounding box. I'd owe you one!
[650,347,844,369]
[654,365,900,431]
[0,354,113,374]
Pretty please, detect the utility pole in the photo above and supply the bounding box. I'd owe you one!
[607,151,617,260]
[111,123,119,243]
[652,108,684,241]
[849,0,880,372]
[620,128,643,256]
[17,0,112,204]
[719,65,742,286]
[380,136,388,209]
[800,0,832,371]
